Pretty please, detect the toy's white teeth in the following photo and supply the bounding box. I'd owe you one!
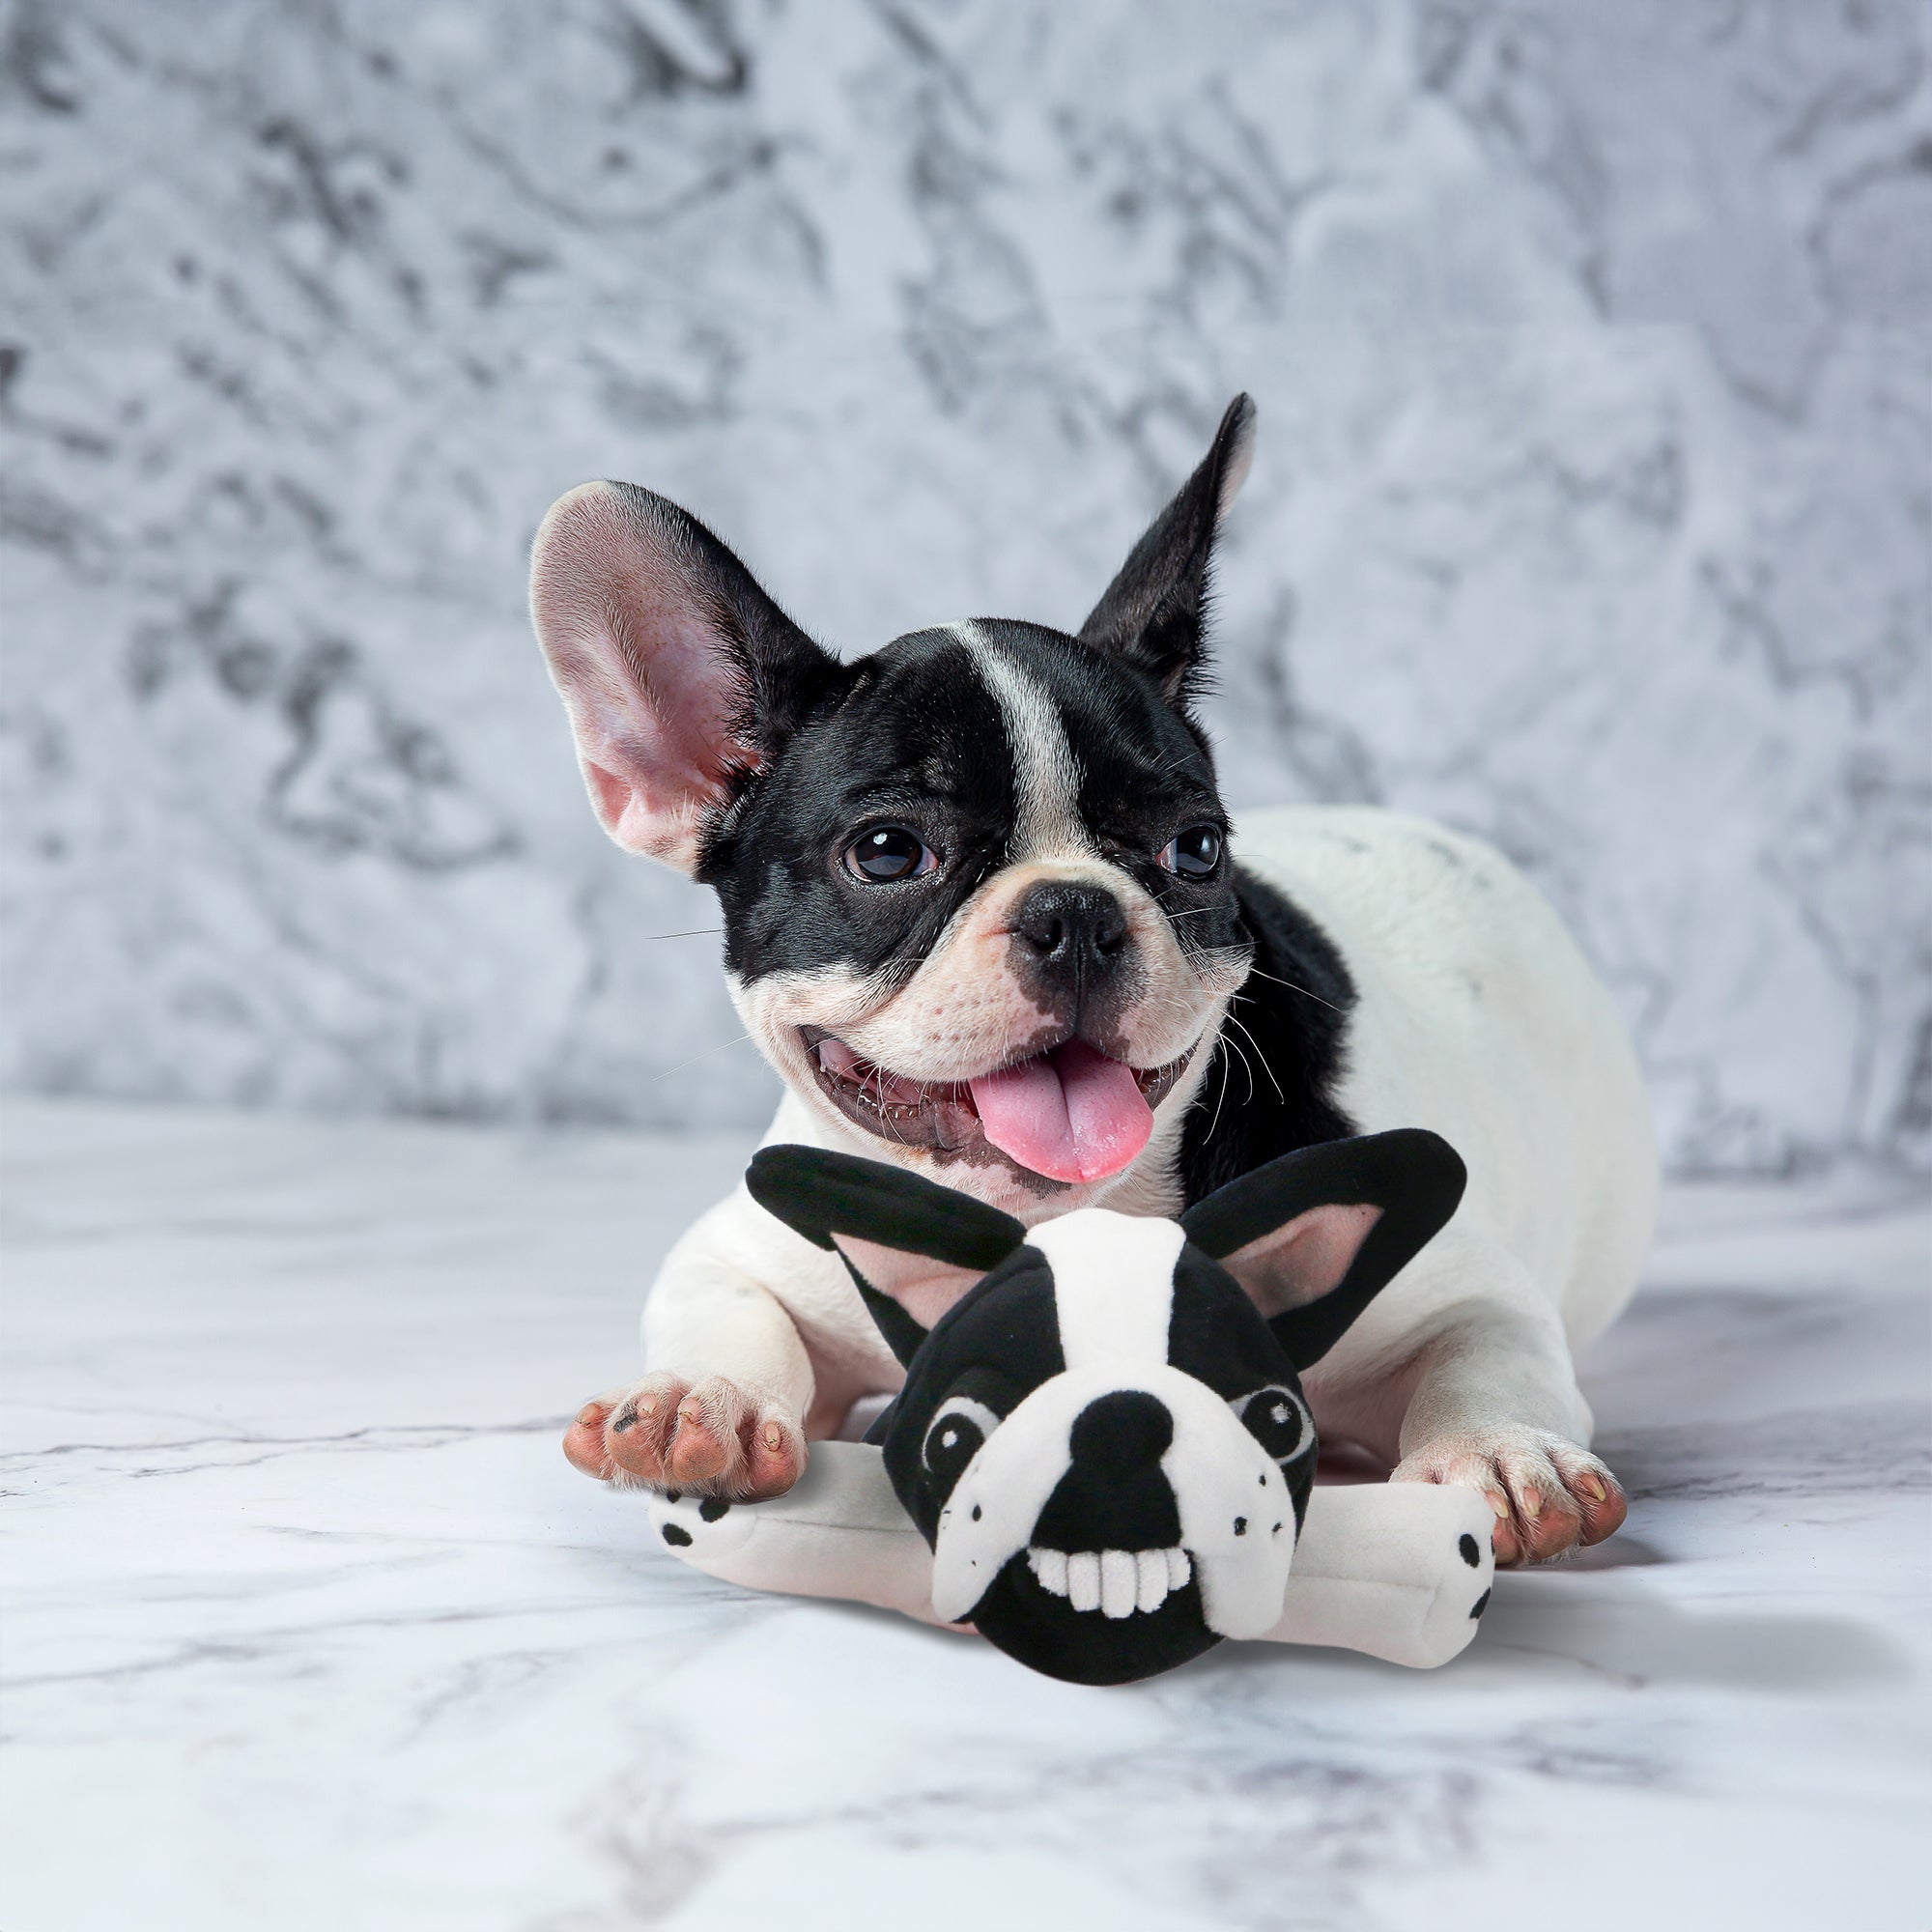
[1028,1546,1190,1618]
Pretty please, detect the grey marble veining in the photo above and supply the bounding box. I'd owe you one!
[2,0,1929,1172]
[3,1098,1927,1929]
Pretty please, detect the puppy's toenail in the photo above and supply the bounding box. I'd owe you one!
[575,1402,603,1426]
[1520,1489,1543,1518]
[637,1396,657,1418]
[762,1422,782,1452]
[1488,1492,1510,1519]
[1584,1476,1606,1501]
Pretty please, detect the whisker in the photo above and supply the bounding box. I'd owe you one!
[1203,1029,1233,1148]
[653,1031,754,1080]
[639,926,724,941]
[1221,1008,1286,1105]
[1226,1027,1259,1108]
[1242,965,1350,1015]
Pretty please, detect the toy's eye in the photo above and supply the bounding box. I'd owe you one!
[1234,1385,1312,1462]
[923,1394,1000,1488]
[1158,824,1222,879]
[845,825,937,883]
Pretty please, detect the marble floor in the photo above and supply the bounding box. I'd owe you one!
[2,1098,1927,1932]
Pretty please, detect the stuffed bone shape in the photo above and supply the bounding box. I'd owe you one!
[645,1130,1496,1685]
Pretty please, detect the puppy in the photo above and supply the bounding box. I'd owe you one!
[533,396,1657,1565]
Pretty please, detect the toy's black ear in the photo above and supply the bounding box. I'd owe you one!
[1077,393,1255,709]
[746,1146,1029,1368]
[1180,1129,1466,1368]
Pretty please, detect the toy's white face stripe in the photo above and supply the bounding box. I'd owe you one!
[1028,1212,1183,1371]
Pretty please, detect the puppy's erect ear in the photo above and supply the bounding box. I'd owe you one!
[529,482,841,874]
[1182,1129,1466,1368]
[1077,393,1256,708]
[746,1146,1029,1368]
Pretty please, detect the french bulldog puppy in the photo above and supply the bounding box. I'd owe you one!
[534,396,1657,1565]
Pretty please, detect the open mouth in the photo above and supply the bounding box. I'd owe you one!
[1027,1545,1191,1619]
[802,1029,1195,1184]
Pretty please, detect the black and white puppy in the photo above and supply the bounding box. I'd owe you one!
[538,397,1657,1565]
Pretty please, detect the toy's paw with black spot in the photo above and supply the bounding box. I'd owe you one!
[561,1374,805,1500]
[1393,1425,1626,1567]
[647,1487,761,1559]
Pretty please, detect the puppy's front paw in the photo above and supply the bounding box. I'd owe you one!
[562,1374,805,1501]
[1392,1425,1626,1566]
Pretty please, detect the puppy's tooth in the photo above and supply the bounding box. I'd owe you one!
[1135,1548,1169,1614]
[1030,1548,1069,1597]
[1099,1550,1138,1620]
[1066,1551,1101,1613]
[1166,1547,1191,1590]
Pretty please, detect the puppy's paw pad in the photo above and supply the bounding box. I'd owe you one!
[562,1391,631,1480]
[1394,1425,1625,1567]
[568,1373,806,1499]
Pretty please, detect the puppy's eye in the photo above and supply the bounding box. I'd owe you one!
[923,1394,1000,1488]
[1233,1385,1312,1462]
[1159,824,1223,879]
[845,825,936,884]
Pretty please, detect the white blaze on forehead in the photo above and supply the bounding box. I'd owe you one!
[1027,1211,1184,1370]
[952,621,1088,856]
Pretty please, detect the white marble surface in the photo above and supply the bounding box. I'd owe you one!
[3,1,1929,1172]
[3,1097,1928,1930]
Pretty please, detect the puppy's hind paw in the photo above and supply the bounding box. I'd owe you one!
[1393,1425,1627,1567]
[561,1373,806,1501]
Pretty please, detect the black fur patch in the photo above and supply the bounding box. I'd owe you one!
[1177,866,1357,1208]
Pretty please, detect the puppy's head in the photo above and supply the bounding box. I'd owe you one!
[747,1130,1468,1685]
[529,399,1259,1211]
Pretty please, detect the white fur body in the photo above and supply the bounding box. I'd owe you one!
[639,804,1657,1471]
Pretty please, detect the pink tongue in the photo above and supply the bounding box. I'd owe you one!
[968,1038,1153,1183]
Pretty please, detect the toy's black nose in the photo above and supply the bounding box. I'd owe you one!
[1011,882,1129,982]
[1069,1389,1172,1469]
[1032,1391,1180,1554]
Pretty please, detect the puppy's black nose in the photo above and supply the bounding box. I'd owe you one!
[1011,882,1128,973]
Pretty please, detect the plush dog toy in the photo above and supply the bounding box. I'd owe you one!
[643,1131,1497,1685]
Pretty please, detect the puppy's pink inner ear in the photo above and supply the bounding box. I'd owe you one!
[1222,1202,1383,1318]
[530,483,757,872]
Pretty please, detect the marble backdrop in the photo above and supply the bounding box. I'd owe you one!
[3,0,1928,1172]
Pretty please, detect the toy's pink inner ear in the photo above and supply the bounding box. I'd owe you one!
[1219,1202,1383,1319]
[530,482,757,873]
[833,1234,985,1332]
